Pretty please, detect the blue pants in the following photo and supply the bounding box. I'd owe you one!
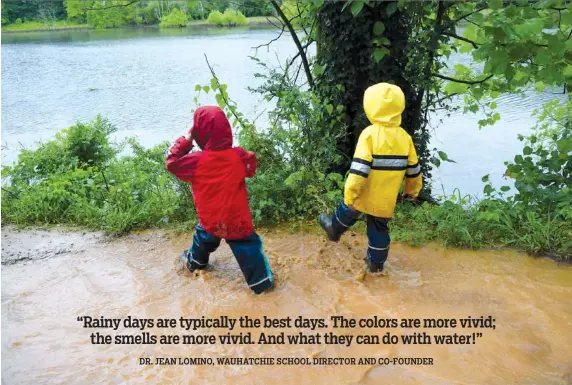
[332,202,391,270]
[183,224,274,294]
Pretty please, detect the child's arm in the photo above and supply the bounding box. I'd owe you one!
[165,136,200,183]
[344,130,373,208]
[402,135,423,198]
[233,147,257,178]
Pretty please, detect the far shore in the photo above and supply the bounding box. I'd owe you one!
[1,16,276,34]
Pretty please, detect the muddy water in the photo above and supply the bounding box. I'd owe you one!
[2,227,571,385]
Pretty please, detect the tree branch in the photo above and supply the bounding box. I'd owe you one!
[82,0,138,12]
[265,16,284,30]
[434,93,459,105]
[454,6,488,23]
[270,0,314,88]
[204,54,250,131]
[288,41,314,66]
[432,73,494,85]
[443,31,480,49]
[252,23,287,51]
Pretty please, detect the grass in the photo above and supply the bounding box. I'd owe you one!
[2,20,90,32]
[1,17,275,33]
[188,16,274,27]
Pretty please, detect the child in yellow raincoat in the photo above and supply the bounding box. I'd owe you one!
[319,83,423,272]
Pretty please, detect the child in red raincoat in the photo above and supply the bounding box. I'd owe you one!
[166,106,274,294]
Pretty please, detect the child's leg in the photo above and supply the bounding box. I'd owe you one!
[226,233,273,294]
[319,201,361,242]
[365,215,391,272]
[182,224,221,271]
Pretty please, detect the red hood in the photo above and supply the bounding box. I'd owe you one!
[191,106,232,151]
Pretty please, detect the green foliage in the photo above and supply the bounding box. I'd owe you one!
[2,20,87,31]
[1,117,195,234]
[207,8,248,26]
[2,0,66,24]
[474,98,572,258]
[392,194,570,260]
[64,0,93,23]
[206,10,224,25]
[443,1,572,125]
[160,8,188,28]
[3,0,270,28]
[497,98,571,211]
[86,0,137,28]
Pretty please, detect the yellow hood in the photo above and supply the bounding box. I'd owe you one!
[363,83,405,126]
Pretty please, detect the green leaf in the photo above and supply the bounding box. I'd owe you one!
[373,21,385,36]
[386,2,398,16]
[313,64,326,76]
[445,81,469,95]
[438,151,456,163]
[487,50,508,74]
[210,78,218,90]
[535,81,546,92]
[215,93,225,108]
[562,10,572,25]
[482,174,490,183]
[500,186,511,192]
[564,65,572,77]
[350,1,364,16]
[326,104,334,114]
[488,0,502,10]
[514,154,524,164]
[523,146,532,155]
[484,184,494,195]
[202,85,210,93]
[373,47,389,63]
[513,70,528,81]
[517,19,544,37]
[194,84,201,92]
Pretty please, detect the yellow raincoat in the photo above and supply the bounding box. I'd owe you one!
[343,83,423,218]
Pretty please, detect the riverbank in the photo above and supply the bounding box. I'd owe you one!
[2,226,571,384]
[1,16,274,33]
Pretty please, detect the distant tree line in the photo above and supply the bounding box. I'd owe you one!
[1,0,277,27]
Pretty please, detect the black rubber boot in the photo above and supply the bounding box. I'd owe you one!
[319,214,341,242]
[180,249,207,273]
[366,258,384,273]
[179,250,194,272]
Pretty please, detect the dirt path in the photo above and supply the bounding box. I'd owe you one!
[2,226,571,385]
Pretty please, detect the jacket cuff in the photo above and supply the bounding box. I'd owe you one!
[172,136,193,154]
[343,195,355,207]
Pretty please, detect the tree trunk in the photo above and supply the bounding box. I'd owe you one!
[315,2,431,193]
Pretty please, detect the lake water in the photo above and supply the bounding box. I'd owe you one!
[0,27,563,197]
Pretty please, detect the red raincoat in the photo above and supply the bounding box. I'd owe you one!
[165,106,257,240]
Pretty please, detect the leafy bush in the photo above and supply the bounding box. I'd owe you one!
[160,8,188,28]
[223,9,248,26]
[207,9,248,27]
[206,10,224,26]
[1,118,195,234]
[86,1,136,29]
